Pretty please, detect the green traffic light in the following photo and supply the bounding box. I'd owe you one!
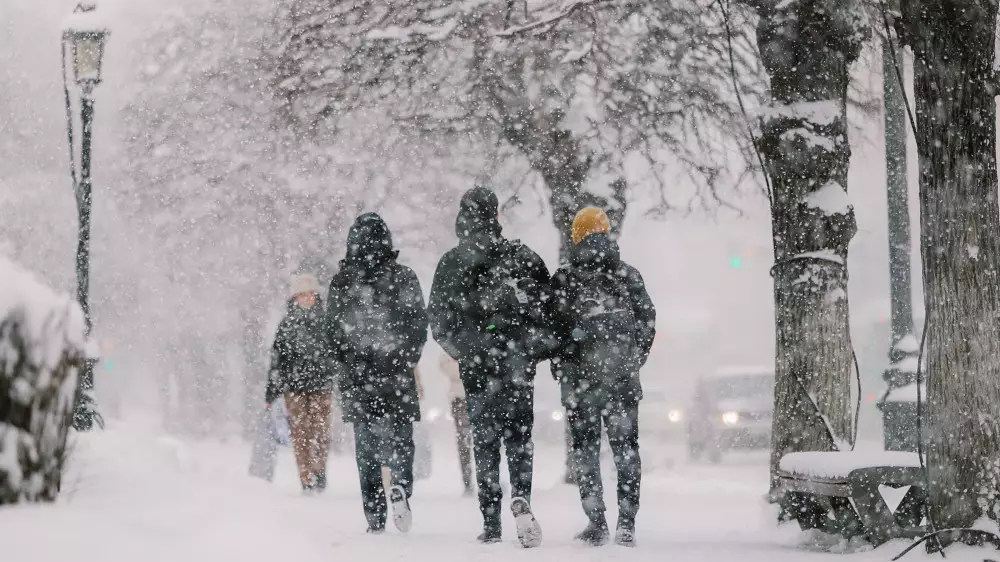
[729,256,743,269]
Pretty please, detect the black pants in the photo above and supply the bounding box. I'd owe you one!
[451,397,473,491]
[567,399,641,526]
[353,418,415,530]
[466,383,534,529]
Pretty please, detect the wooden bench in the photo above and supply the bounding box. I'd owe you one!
[776,451,927,546]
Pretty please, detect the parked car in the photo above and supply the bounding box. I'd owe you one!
[687,366,774,462]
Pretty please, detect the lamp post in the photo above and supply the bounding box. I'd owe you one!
[62,3,109,431]
[877,15,920,451]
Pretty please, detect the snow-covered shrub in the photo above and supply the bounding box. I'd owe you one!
[0,256,86,504]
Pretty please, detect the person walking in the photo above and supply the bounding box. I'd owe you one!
[550,207,656,547]
[264,273,336,494]
[427,186,553,547]
[439,354,474,496]
[327,213,428,535]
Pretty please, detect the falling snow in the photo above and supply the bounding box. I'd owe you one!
[2,0,999,559]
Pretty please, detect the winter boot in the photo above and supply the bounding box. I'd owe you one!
[476,525,502,544]
[314,471,327,493]
[614,526,636,547]
[510,497,543,548]
[301,476,317,496]
[389,485,412,533]
[575,517,610,546]
[366,526,385,535]
[614,515,635,547]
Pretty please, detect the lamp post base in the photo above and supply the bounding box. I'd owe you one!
[72,358,102,431]
[879,334,922,452]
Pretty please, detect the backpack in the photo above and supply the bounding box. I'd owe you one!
[569,268,637,387]
[338,266,403,356]
[467,242,524,337]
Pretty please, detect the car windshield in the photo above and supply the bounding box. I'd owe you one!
[705,374,773,400]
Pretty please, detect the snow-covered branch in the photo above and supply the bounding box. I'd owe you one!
[495,0,609,37]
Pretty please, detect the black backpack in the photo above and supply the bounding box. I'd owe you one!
[467,242,527,337]
[337,266,403,356]
[569,268,637,386]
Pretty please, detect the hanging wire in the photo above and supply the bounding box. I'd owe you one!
[717,0,772,207]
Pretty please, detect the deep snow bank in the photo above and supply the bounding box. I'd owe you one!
[0,256,87,503]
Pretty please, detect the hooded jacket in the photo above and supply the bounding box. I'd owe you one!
[265,297,337,403]
[549,233,656,403]
[427,187,554,393]
[326,213,428,422]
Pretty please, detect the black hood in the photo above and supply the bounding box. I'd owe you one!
[570,233,621,271]
[455,186,502,242]
[344,212,398,267]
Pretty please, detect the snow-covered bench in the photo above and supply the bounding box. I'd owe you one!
[776,451,927,546]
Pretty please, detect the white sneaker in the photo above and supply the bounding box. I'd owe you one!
[511,497,542,548]
[390,486,412,533]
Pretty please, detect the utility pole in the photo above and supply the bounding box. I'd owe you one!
[878,23,920,452]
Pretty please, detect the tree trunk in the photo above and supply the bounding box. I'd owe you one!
[901,0,1000,528]
[754,0,863,493]
[501,109,628,263]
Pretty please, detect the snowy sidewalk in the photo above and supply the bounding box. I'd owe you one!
[0,424,987,562]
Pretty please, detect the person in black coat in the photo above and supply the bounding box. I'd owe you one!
[265,273,337,494]
[427,186,552,547]
[550,207,656,547]
[326,213,427,535]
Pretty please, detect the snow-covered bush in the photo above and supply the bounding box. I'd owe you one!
[0,256,86,504]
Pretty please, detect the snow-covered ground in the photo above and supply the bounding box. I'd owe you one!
[0,423,986,562]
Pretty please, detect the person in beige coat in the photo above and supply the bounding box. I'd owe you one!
[439,354,473,495]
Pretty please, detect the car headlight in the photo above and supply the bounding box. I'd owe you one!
[427,408,441,422]
[551,410,564,422]
[721,411,739,426]
[667,409,683,423]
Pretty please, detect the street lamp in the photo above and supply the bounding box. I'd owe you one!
[62,3,109,431]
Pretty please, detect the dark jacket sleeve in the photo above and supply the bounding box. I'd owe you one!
[514,244,556,360]
[395,266,429,366]
[264,318,291,404]
[623,263,656,367]
[427,251,466,360]
[547,267,578,377]
[325,277,355,398]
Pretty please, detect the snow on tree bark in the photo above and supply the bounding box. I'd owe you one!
[0,257,86,504]
[751,0,864,492]
[901,0,1000,527]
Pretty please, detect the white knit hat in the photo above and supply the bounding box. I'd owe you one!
[289,273,321,297]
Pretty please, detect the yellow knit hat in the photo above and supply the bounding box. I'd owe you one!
[571,207,611,245]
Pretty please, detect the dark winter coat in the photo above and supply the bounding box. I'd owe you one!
[326,213,428,423]
[550,233,656,405]
[427,187,554,394]
[265,298,337,404]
